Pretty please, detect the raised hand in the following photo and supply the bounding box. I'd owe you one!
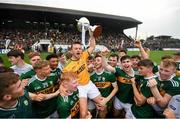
[147,79,157,87]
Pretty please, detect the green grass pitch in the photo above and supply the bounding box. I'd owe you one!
[0,50,177,67]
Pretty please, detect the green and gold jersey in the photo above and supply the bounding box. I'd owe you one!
[0,91,34,118]
[115,67,135,104]
[90,70,116,97]
[131,75,159,118]
[57,90,79,118]
[20,69,36,80]
[176,62,180,76]
[27,74,59,118]
[176,62,180,70]
[158,75,180,96]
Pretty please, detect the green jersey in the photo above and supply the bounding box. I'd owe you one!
[57,90,79,118]
[133,68,139,75]
[151,75,180,115]
[0,91,34,118]
[131,75,159,118]
[153,65,159,74]
[158,75,180,96]
[51,68,61,79]
[27,73,59,118]
[115,67,135,104]
[90,70,116,97]
[20,69,36,80]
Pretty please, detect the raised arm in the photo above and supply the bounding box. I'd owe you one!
[87,36,96,54]
[148,79,172,107]
[102,55,116,73]
[135,40,149,59]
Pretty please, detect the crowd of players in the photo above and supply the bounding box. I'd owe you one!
[0,34,180,118]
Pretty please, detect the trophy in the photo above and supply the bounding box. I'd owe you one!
[76,17,102,46]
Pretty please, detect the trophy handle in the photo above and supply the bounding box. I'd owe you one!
[89,25,102,37]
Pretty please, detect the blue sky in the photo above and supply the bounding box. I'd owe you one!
[1,0,180,39]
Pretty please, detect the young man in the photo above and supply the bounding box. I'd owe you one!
[118,49,127,60]
[46,53,61,77]
[7,50,32,76]
[147,59,180,115]
[127,59,158,118]
[108,53,119,68]
[27,60,59,118]
[57,72,91,118]
[131,55,141,74]
[103,55,135,118]
[20,51,41,80]
[89,55,118,118]
[0,72,33,118]
[63,36,104,118]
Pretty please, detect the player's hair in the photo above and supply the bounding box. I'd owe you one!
[46,54,58,60]
[161,59,177,68]
[131,55,141,60]
[0,66,14,73]
[28,52,40,59]
[138,59,154,68]
[94,54,102,59]
[173,52,180,57]
[0,72,19,100]
[60,72,78,83]
[118,49,127,54]
[109,53,119,61]
[120,55,131,62]
[161,55,173,61]
[57,52,64,57]
[33,60,49,70]
[7,50,24,59]
[70,41,81,49]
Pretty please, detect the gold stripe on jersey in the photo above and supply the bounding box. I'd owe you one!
[95,82,111,88]
[176,70,180,76]
[159,87,166,96]
[36,84,59,94]
[117,76,132,84]
[71,101,80,117]
[63,51,90,85]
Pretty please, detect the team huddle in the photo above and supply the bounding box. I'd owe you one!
[0,35,180,118]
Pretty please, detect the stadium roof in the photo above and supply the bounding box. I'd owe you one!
[0,3,142,30]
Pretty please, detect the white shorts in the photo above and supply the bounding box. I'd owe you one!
[168,95,180,118]
[88,99,96,110]
[77,80,100,99]
[113,96,132,111]
[125,105,136,119]
[45,111,58,119]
